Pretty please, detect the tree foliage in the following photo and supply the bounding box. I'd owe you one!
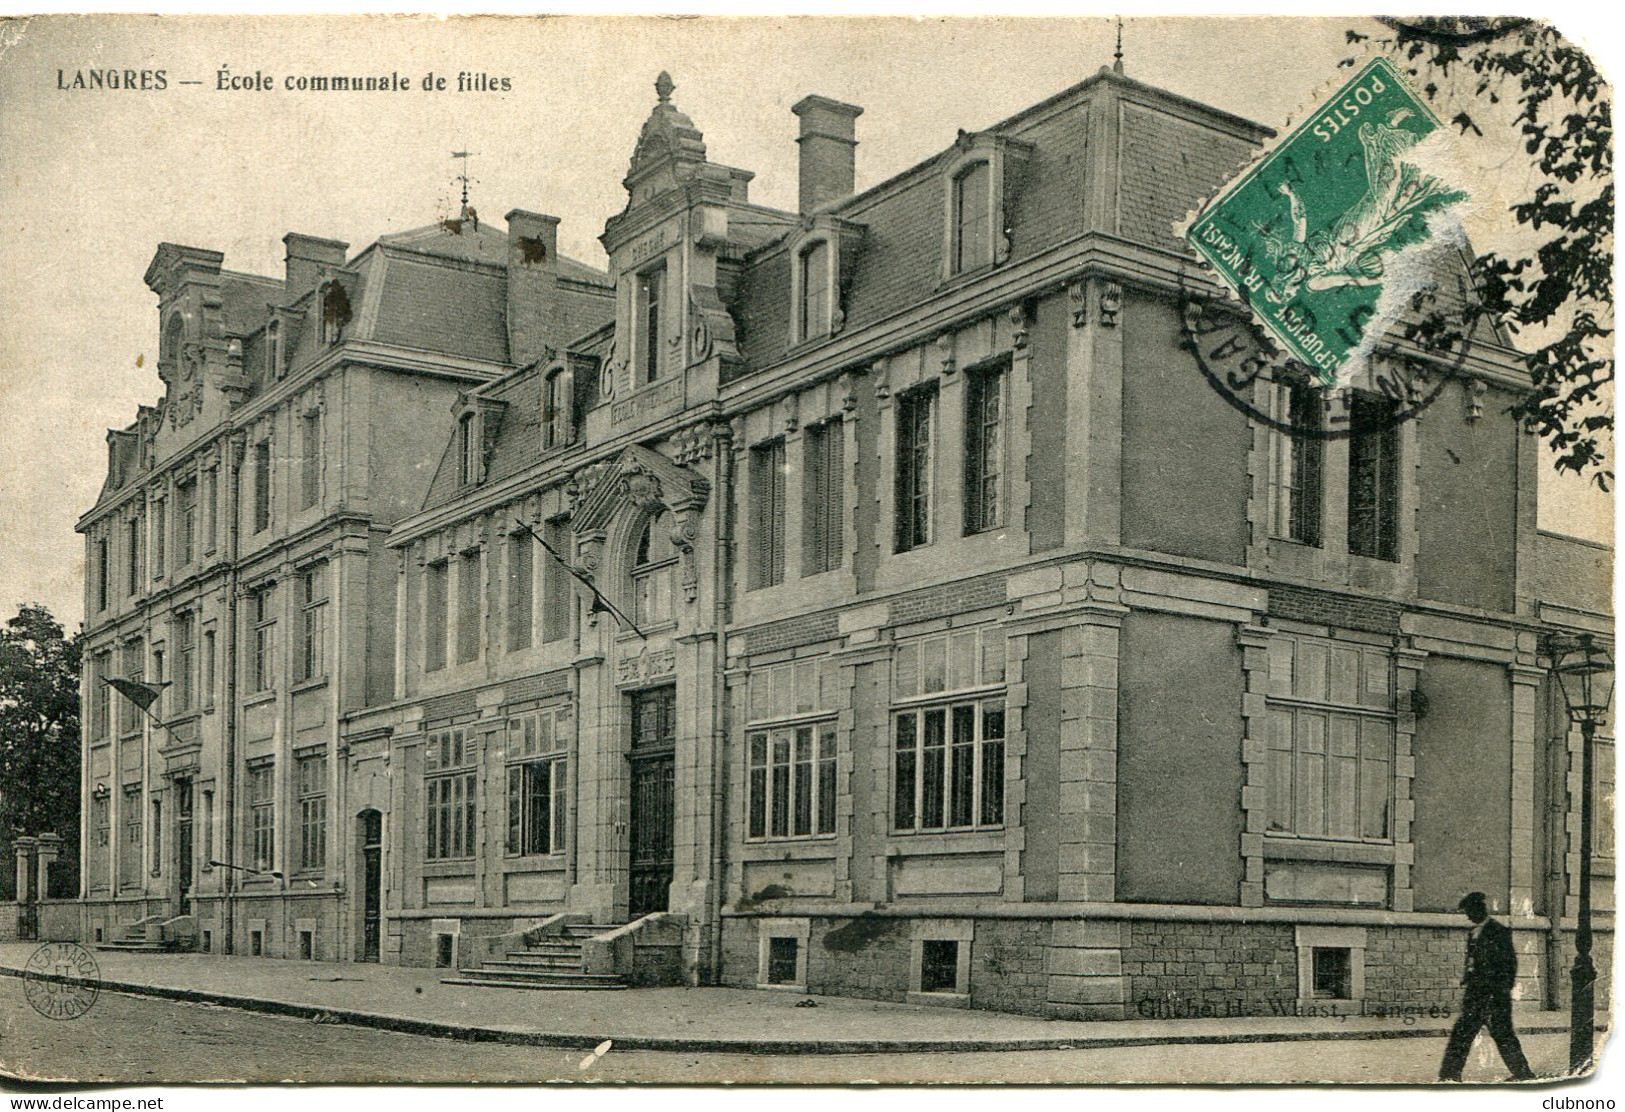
[0,604,82,898]
[1349,18,1614,488]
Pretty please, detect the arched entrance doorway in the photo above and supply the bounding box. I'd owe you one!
[357,810,383,962]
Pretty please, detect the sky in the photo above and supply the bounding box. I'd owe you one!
[0,11,1614,630]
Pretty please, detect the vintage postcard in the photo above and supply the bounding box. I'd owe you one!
[0,10,1614,1098]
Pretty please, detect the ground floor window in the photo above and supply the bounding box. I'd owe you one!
[247,762,275,872]
[426,726,477,861]
[296,750,328,872]
[748,722,836,839]
[507,756,567,855]
[893,698,1005,832]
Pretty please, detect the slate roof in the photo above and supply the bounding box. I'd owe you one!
[726,68,1268,381]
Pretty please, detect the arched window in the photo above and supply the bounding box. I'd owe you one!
[320,283,351,345]
[951,161,991,274]
[630,511,676,628]
[797,240,831,342]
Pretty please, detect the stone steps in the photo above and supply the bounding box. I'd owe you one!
[444,921,628,991]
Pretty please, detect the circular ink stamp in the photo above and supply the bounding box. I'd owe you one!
[1178,289,1473,441]
[21,941,101,1020]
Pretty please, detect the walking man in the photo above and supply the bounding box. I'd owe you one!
[1439,891,1536,1081]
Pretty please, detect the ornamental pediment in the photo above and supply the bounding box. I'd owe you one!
[569,443,710,536]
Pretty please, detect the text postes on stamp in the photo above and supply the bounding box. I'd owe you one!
[21,941,102,1021]
[1186,57,1466,384]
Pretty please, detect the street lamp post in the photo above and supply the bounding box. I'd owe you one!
[1549,632,1614,1076]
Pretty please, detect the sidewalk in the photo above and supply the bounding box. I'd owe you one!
[0,942,1592,1055]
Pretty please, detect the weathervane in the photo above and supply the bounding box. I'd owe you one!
[1114,17,1125,74]
[451,149,477,209]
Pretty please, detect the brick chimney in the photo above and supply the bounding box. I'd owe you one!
[283,233,349,302]
[505,209,561,368]
[792,95,863,213]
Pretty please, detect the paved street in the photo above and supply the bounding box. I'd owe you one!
[0,982,1587,1085]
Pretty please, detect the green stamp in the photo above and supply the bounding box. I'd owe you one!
[1187,57,1466,383]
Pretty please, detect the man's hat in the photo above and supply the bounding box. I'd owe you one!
[1458,891,1488,911]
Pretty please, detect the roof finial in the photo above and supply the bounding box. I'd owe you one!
[1113,17,1125,74]
[655,71,675,104]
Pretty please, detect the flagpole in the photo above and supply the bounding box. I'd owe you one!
[513,518,647,640]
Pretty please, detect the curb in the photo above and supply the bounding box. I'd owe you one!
[0,965,1585,1056]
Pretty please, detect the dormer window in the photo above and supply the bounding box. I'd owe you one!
[636,265,665,384]
[941,134,1028,281]
[797,239,832,343]
[319,282,351,345]
[458,412,479,486]
[951,162,992,275]
[266,319,283,379]
[542,363,576,451]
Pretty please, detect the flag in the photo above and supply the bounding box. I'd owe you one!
[104,677,167,714]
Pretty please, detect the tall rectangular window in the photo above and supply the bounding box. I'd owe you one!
[151,647,165,720]
[203,466,219,553]
[749,439,786,589]
[748,723,838,840]
[1347,392,1399,561]
[542,519,572,644]
[248,761,275,872]
[90,651,111,740]
[253,439,272,534]
[952,161,991,274]
[425,561,449,672]
[93,795,110,848]
[250,585,276,693]
[201,788,214,864]
[798,241,831,342]
[1269,381,1325,546]
[505,706,572,855]
[150,796,162,877]
[174,613,196,713]
[202,629,216,709]
[892,627,1007,833]
[508,531,534,652]
[803,418,845,575]
[120,786,142,887]
[1263,634,1395,841]
[301,410,322,510]
[964,364,1005,534]
[177,476,197,567]
[95,536,110,613]
[895,386,936,552]
[297,564,327,683]
[296,750,328,872]
[119,638,144,735]
[638,266,664,383]
[152,497,167,579]
[425,727,477,860]
[457,550,483,663]
[125,514,143,597]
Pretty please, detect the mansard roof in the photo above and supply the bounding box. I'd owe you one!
[726,66,1273,381]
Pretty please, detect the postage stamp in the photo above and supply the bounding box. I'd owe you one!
[1185,56,1467,385]
[20,941,102,1021]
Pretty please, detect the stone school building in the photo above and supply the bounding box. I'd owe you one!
[73,64,1612,1020]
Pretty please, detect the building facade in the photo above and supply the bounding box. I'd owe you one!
[79,66,1612,1020]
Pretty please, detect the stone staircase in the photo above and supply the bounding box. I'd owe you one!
[96,914,194,954]
[442,921,628,990]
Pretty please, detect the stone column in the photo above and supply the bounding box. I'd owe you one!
[14,837,37,903]
[36,833,61,901]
